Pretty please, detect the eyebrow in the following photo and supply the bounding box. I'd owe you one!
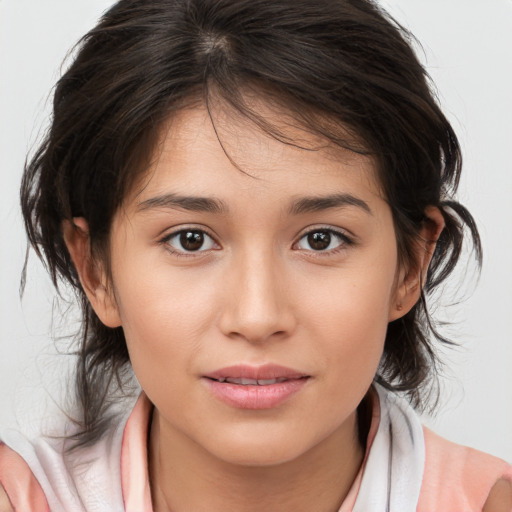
[137,192,372,216]
[289,194,372,216]
[137,193,227,214]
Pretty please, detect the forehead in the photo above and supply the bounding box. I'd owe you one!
[129,99,382,210]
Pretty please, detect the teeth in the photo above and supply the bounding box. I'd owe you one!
[218,377,289,386]
[225,377,258,385]
[241,378,258,385]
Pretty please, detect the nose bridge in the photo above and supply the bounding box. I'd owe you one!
[220,243,295,342]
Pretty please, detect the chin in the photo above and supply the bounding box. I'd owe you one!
[202,428,318,468]
[216,444,304,468]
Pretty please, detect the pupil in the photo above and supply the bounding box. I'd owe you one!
[180,231,204,251]
[308,231,330,250]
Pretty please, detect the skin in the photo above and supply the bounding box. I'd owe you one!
[64,101,445,511]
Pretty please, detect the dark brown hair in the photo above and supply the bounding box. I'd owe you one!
[21,0,481,446]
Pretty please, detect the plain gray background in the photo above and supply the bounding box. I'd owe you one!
[1,0,511,461]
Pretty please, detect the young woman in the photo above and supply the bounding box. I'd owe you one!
[1,0,511,510]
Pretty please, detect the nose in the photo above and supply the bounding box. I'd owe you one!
[218,249,297,344]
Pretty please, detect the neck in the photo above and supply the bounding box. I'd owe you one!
[149,410,365,512]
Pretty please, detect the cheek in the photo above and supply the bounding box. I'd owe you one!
[303,260,395,328]
[299,255,397,381]
[111,262,219,380]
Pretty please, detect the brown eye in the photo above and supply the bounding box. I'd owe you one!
[165,229,217,253]
[180,230,204,251]
[307,231,331,250]
[296,228,349,252]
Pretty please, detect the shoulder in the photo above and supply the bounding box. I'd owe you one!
[0,482,13,512]
[0,441,49,512]
[0,394,140,511]
[418,427,512,512]
[483,479,512,512]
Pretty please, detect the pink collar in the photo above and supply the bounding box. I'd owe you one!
[121,393,153,511]
[119,391,380,512]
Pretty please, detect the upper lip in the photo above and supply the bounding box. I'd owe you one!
[204,364,309,382]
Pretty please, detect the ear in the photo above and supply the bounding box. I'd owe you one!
[389,206,445,321]
[62,218,122,328]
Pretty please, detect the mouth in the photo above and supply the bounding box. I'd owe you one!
[203,364,310,409]
[204,363,309,382]
[208,376,297,385]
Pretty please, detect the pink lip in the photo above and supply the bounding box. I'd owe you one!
[203,364,310,410]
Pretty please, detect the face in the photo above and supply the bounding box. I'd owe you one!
[92,102,409,467]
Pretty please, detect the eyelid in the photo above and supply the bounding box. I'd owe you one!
[159,225,220,256]
[293,225,354,253]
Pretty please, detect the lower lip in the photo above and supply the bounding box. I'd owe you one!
[204,378,309,409]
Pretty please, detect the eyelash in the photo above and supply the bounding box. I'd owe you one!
[159,226,354,258]
[294,227,354,255]
[159,227,219,258]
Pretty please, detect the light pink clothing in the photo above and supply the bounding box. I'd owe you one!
[1,391,511,511]
[419,428,512,511]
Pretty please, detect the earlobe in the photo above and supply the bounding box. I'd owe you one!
[62,218,122,328]
[389,206,445,321]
